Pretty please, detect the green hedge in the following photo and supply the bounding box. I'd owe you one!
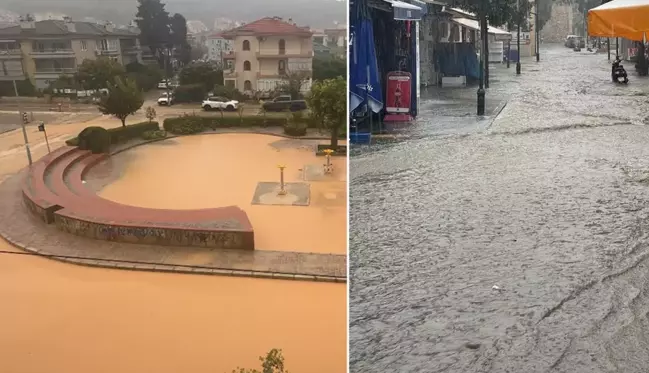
[173,83,207,103]
[163,115,294,134]
[141,130,168,140]
[78,126,110,154]
[66,121,160,146]
[283,122,307,136]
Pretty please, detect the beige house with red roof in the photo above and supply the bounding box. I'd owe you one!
[221,17,313,96]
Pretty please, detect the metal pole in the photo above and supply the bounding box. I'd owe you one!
[535,1,540,62]
[163,47,170,104]
[516,0,521,74]
[607,38,611,60]
[43,127,51,154]
[484,20,489,89]
[507,40,511,68]
[477,11,486,115]
[14,79,32,166]
[616,37,619,57]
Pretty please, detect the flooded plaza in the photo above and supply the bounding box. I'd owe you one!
[0,122,346,373]
[90,133,347,254]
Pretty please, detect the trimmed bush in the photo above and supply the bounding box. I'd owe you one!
[141,130,167,140]
[283,122,307,136]
[107,121,159,144]
[66,121,159,147]
[78,126,110,154]
[173,83,207,103]
[163,115,205,134]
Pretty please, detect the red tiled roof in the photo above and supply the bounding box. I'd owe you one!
[208,32,226,38]
[221,17,312,38]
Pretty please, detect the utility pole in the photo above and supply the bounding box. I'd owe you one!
[516,0,521,75]
[164,47,171,101]
[14,79,32,166]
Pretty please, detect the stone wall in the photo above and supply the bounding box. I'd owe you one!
[54,213,255,250]
[543,4,573,43]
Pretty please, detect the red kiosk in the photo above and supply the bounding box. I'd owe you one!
[384,71,413,123]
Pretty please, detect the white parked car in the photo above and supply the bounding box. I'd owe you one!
[157,92,173,106]
[202,96,239,111]
[158,80,179,89]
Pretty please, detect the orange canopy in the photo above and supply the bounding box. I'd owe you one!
[588,0,649,41]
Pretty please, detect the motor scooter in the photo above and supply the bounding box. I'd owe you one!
[612,56,629,84]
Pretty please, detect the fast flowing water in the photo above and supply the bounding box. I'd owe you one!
[0,128,346,373]
[350,45,649,372]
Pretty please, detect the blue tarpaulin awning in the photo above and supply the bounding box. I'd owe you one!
[383,0,423,20]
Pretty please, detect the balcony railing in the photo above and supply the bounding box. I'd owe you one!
[96,49,119,56]
[0,49,22,59]
[31,48,74,55]
[121,46,140,54]
[223,52,236,60]
[35,68,77,75]
[256,51,313,59]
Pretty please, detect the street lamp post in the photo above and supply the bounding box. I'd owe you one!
[535,0,540,62]
[516,0,521,75]
[477,9,486,115]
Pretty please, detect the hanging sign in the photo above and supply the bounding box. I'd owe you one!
[386,71,412,114]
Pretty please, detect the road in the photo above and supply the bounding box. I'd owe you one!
[350,45,649,373]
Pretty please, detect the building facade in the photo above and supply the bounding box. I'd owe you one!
[206,32,233,64]
[0,16,141,89]
[221,17,313,96]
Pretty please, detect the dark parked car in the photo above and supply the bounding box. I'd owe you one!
[262,95,307,112]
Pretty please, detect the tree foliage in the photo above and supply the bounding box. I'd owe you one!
[125,62,163,91]
[313,55,346,81]
[277,69,310,99]
[306,76,345,147]
[135,0,171,62]
[451,0,530,28]
[179,62,223,90]
[76,58,126,91]
[98,77,144,127]
[230,349,289,373]
[170,13,192,66]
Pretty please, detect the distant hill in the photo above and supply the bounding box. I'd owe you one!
[0,0,346,29]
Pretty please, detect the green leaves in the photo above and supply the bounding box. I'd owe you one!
[76,58,126,91]
[229,348,289,373]
[306,76,345,147]
[97,77,145,126]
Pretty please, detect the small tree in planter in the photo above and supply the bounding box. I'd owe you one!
[237,103,245,124]
[145,106,157,122]
[306,76,345,148]
[97,77,144,127]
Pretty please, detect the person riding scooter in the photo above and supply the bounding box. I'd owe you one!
[612,56,629,84]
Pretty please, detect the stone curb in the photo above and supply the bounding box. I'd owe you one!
[484,100,509,131]
[0,229,346,284]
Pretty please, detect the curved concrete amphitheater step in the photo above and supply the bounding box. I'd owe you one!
[57,150,243,223]
[2,169,345,282]
[22,145,255,249]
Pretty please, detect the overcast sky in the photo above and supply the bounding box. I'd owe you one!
[0,0,346,29]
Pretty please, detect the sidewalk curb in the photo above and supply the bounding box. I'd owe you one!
[485,100,508,131]
[0,229,346,284]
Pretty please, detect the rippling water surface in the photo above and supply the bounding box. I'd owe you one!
[350,46,649,372]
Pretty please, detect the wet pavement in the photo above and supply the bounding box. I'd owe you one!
[350,45,649,373]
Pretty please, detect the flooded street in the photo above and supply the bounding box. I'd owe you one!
[350,45,649,372]
[0,121,346,373]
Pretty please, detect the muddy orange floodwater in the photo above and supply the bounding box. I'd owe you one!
[0,131,347,373]
[97,134,347,254]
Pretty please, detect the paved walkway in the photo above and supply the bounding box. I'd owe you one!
[0,168,346,283]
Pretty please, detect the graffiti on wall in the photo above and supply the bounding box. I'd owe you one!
[54,213,252,250]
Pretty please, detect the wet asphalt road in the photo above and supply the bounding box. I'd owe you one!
[350,45,649,373]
